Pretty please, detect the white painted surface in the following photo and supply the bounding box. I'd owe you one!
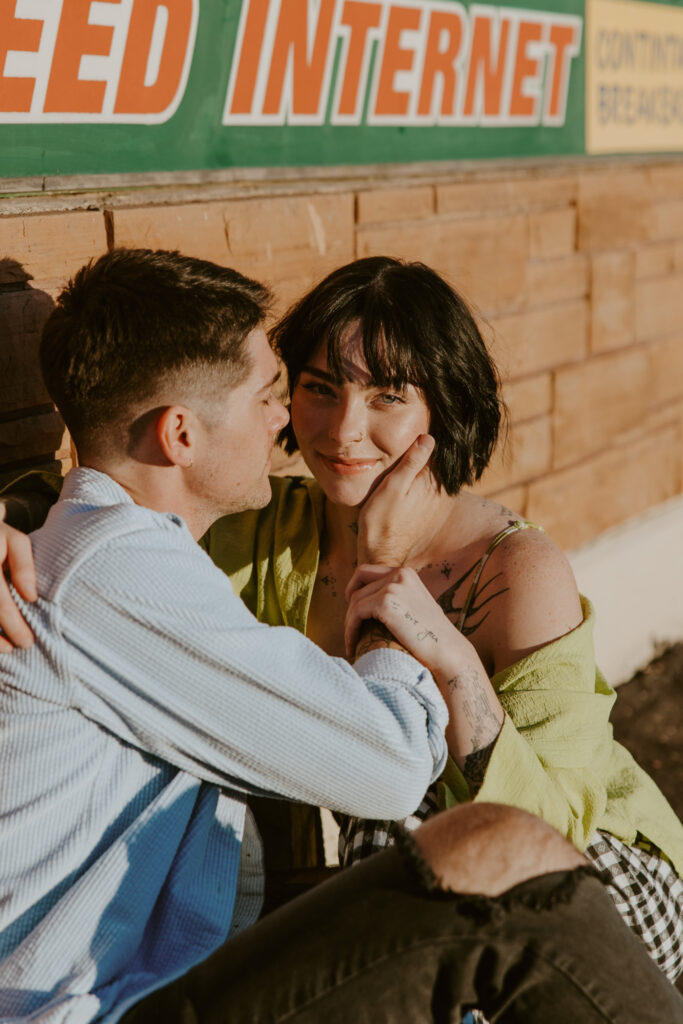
[568,494,683,685]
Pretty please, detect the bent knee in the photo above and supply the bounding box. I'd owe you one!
[412,803,588,897]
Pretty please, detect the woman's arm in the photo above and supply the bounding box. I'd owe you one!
[431,530,612,846]
[482,528,583,675]
[0,509,38,650]
[345,565,504,793]
[344,560,620,851]
[0,470,64,648]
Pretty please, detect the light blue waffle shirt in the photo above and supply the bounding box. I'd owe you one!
[0,468,448,1023]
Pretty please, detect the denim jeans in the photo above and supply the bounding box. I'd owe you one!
[122,843,683,1023]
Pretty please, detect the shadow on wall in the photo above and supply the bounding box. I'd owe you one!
[0,258,70,487]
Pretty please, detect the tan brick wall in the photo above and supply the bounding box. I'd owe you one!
[2,158,683,550]
[113,194,355,314]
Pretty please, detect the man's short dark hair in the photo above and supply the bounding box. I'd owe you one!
[40,248,271,453]
[271,256,504,495]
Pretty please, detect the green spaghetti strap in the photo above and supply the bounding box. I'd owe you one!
[456,520,545,631]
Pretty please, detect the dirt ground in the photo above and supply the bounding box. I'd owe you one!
[611,642,683,824]
[609,642,683,995]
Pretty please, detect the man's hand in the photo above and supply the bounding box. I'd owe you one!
[357,434,441,566]
[0,505,37,651]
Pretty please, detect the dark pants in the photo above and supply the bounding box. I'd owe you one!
[122,845,683,1023]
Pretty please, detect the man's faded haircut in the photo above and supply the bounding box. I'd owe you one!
[40,248,271,454]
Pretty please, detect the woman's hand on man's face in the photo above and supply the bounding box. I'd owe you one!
[0,507,37,652]
[357,434,441,566]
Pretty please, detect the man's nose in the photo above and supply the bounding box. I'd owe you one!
[270,397,290,434]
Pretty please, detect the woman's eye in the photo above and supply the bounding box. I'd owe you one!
[301,381,334,397]
[376,392,404,406]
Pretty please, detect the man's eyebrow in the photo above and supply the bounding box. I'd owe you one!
[259,370,281,391]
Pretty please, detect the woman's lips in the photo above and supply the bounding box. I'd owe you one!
[318,453,379,476]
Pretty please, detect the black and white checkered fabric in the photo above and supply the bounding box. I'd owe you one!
[584,830,683,982]
[337,786,439,867]
[337,796,683,982]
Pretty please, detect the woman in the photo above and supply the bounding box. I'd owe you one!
[2,256,683,979]
[206,256,683,980]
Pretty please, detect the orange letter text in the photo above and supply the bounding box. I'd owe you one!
[546,22,578,119]
[0,4,43,113]
[337,0,382,118]
[229,0,271,115]
[463,12,510,118]
[45,0,120,114]
[116,0,194,115]
[509,19,543,117]
[374,4,421,117]
[418,9,464,118]
[263,0,336,117]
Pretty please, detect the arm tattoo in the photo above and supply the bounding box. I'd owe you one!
[446,669,502,793]
[462,737,498,794]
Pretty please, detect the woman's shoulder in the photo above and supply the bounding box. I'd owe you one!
[441,494,583,673]
[486,515,575,592]
[454,492,571,578]
[483,521,583,672]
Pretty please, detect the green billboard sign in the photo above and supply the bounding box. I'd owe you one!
[0,0,680,178]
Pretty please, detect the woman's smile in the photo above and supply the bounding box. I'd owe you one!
[317,453,381,475]
[290,329,431,505]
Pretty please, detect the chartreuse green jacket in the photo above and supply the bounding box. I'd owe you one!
[5,472,683,875]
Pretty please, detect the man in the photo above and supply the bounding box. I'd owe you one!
[0,248,679,1024]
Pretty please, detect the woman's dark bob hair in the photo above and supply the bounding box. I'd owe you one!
[271,256,504,496]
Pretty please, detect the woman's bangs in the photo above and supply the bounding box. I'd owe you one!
[325,313,420,391]
[363,317,421,391]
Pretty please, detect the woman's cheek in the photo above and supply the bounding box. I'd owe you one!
[385,410,430,455]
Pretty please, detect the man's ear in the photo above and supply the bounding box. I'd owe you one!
[156,405,198,468]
